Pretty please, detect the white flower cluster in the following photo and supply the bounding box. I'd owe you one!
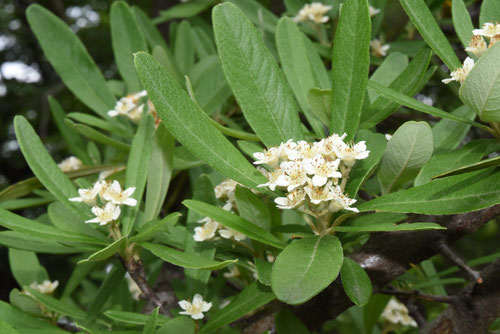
[194,179,246,242]
[443,23,500,85]
[370,39,390,58]
[293,2,332,24]
[381,298,417,327]
[69,180,136,226]
[29,280,59,295]
[108,90,147,122]
[255,134,369,215]
[178,294,212,320]
[58,156,83,172]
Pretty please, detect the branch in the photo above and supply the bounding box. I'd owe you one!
[437,242,483,283]
[380,288,459,304]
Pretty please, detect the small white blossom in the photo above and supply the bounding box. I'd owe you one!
[58,156,83,172]
[370,39,390,57]
[69,181,104,204]
[442,57,475,85]
[101,180,137,207]
[328,185,359,212]
[279,139,299,160]
[178,294,212,320]
[465,35,487,57]
[274,188,306,209]
[193,219,219,242]
[223,265,240,278]
[473,22,500,38]
[219,228,247,241]
[253,146,282,167]
[304,155,342,187]
[276,160,309,191]
[215,179,239,202]
[321,133,347,159]
[332,140,370,167]
[108,90,147,121]
[304,181,336,205]
[490,34,500,48]
[381,298,418,327]
[257,168,284,191]
[30,280,59,295]
[86,202,121,225]
[385,134,392,141]
[293,2,333,24]
[369,5,381,18]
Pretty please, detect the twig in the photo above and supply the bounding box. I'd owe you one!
[437,242,483,284]
[380,289,459,305]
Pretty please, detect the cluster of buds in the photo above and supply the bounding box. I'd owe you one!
[28,280,59,295]
[194,179,247,242]
[58,156,83,172]
[69,180,136,226]
[255,134,369,219]
[381,298,417,327]
[293,2,333,24]
[443,22,500,85]
[108,90,148,122]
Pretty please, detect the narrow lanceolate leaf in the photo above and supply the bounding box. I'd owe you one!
[26,4,115,117]
[378,122,433,194]
[330,0,371,140]
[399,0,461,70]
[183,200,286,249]
[333,222,445,232]
[341,258,372,306]
[213,3,303,146]
[78,237,126,264]
[26,288,87,320]
[157,317,195,334]
[0,301,67,333]
[479,0,500,26]
[271,235,343,305]
[198,282,275,334]
[140,242,236,270]
[223,0,279,34]
[14,116,88,219]
[452,0,474,50]
[433,155,500,179]
[432,105,476,154]
[460,43,500,123]
[360,168,500,214]
[104,310,169,326]
[368,52,409,104]
[132,6,169,51]
[275,309,312,334]
[110,1,148,92]
[135,52,267,190]
[8,249,47,287]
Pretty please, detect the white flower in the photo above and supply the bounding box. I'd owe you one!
[219,228,247,241]
[333,140,370,167]
[304,155,342,187]
[108,90,147,121]
[86,202,121,225]
[257,168,284,191]
[276,160,309,191]
[381,298,418,327]
[321,133,347,159]
[253,146,282,167]
[30,280,59,295]
[178,294,212,320]
[490,34,500,48]
[370,39,390,57]
[69,181,104,204]
[223,265,240,278]
[193,219,219,242]
[215,179,239,202]
[465,35,487,57]
[369,5,381,18]
[304,181,336,205]
[279,139,298,160]
[328,185,359,212]
[385,134,392,141]
[293,2,333,24]
[58,156,83,172]
[297,140,324,162]
[473,22,500,38]
[101,180,137,207]
[126,104,145,123]
[442,57,475,84]
[274,188,306,209]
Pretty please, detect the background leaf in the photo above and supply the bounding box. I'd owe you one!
[452,0,474,51]
[479,0,500,26]
[340,258,372,306]
[275,309,311,334]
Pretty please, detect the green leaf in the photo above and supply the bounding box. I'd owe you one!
[433,154,500,179]
[67,112,131,138]
[368,52,409,103]
[133,6,168,51]
[110,1,148,92]
[271,235,343,304]
[223,0,279,33]
[158,317,195,334]
[134,52,267,190]
[340,258,372,306]
[0,197,51,210]
[27,287,87,320]
[26,4,115,117]
[8,249,48,287]
[143,308,159,334]
[79,237,126,264]
[333,222,445,232]
[141,242,237,270]
[234,186,271,230]
[360,168,500,214]
[452,0,474,50]
[155,0,214,22]
[432,105,476,154]
[213,3,303,146]
[131,213,181,243]
[198,282,275,334]
[415,139,491,186]
[174,21,195,75]
[479,0,500,26]
[152,45,183,85]
[255,258,272,286]
[192,26,217,59]
[330,0,371,140]
[48,202,107,241]
[105,310,169,326]
[363,294,391,334]
[275,309,311,334]
[0,320,20,334]
[345,131,386,196]
[377,121,433,194]
[0,301,66,332]
[122,114,156,236]
[0,231,81,254]
[62,262,97,298]
[460,43,500,122]
[183,200,286,249]
[276,17,325,136]
[308,88,331,125]
[144,125,174,223]
[399,0,461,70]
[66,119,131,151]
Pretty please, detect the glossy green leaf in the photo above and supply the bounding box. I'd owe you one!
[460,43,500,122]
[79,237,126,264]
[271,235,343,304]
[399,0,461,70]
[415,140,491,186]
[275,309,311,334]
[27,287,87,320]
[333,222,445,232]
[434,154,500,179]
[26,4,115,117]
[110,1,148,92]
[198,282,275,334]
[213,3,303,146]
[8,249,48,287]
[255,258,272,286]
[0,301,66,333]
[0,320,20,334]
[122,114,155,236]
[479,0,500,26]
[341,258,372,306]
[363,294,391,334]
[223,0,279,33]
[330,0,371,140]
[135,52,267,190]
[234,186,271,230]
[0,231,81,254]
[105,310,169,326]
[368,52,409,103]
[378,121,433,194]
[158,317,195,334]
[308,88,331,125]
[183,200,286,249]
[432,105,476,154]
[452,0,474,50]
[141,242,236,270]
[360,168,500,214]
